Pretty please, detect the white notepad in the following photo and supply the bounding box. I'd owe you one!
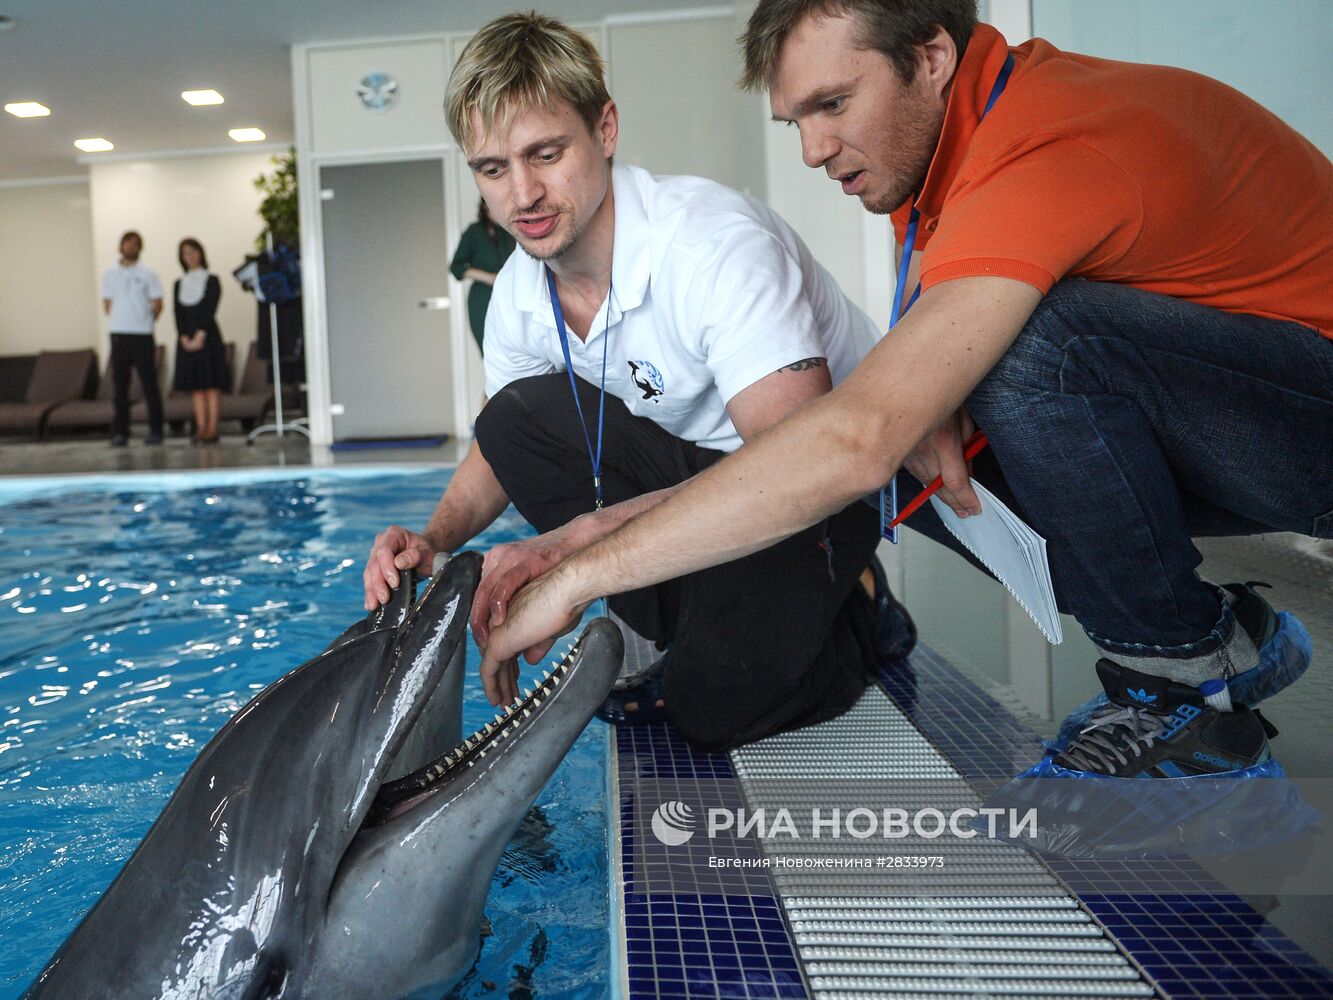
[929,481,1063,644]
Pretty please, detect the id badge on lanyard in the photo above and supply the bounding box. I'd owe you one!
[879,52,1013,542]
[546,266,611,511]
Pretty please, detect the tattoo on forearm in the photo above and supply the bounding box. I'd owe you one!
[782,357,826,372]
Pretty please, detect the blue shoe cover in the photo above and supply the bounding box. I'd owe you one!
[975,755,1320,859]
[1050,611,1312,752]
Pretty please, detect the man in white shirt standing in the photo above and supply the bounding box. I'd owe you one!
[363,12,914,752]
[100,230,165,446]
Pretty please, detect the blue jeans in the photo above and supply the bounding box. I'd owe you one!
[896,279,1333,668]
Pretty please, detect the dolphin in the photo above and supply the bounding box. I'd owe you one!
[23,551,624,1000]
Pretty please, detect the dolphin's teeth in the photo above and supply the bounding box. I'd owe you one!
[532,695,542,706]
[522,708,532,718]
[542,669,552,679]
[523,687,532,699]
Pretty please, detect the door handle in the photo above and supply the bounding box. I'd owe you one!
[418,297,450,310]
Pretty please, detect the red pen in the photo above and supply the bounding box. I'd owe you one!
[888,430,989,528]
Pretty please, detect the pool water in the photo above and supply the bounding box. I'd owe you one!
[0,469,610,999]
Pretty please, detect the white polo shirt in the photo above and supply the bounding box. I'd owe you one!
[101,262,163,334]
[484,165,879,453]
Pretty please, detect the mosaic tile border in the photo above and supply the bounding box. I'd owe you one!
[613,723,808,999]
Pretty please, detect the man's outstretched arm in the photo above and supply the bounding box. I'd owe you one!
[478,275,1042,705]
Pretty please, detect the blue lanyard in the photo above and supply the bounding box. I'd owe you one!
[545,266,612,510]
[880,52,1014,542]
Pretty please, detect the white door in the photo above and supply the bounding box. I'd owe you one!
[320,158,454,441]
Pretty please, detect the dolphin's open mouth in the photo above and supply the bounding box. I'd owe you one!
[365,634,586,826]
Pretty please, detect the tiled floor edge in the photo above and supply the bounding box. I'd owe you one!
[609,729,630,1000]
[724,749,817,1000]
[613,722,809,998]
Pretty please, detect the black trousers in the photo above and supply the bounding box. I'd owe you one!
[109,333,163,437]
[475,373,881,752]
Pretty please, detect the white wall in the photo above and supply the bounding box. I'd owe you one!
[607,11,767,197]
[0,180,97,355]
[87,150,276,372]
[1032,0,1332,156]
[307,39,451,155]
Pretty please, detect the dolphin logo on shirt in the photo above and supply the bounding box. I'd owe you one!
[628,360,664,402]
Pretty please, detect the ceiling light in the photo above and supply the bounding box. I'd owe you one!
[5,101,50,118]
[228,127,266,143]
[74,138,114,153]
[182,89,224,106]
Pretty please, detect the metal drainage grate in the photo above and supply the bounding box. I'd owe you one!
[730,686,1156,998]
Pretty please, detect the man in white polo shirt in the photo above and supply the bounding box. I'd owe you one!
[100,230,165,446]
[363,12,913,751]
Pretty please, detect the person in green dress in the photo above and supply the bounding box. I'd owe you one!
[450,198,516,356]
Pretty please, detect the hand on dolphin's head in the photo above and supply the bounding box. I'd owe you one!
[480,565,590,706]
[364,523,436,610]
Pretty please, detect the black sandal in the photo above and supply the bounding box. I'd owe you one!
[595,658,668,726]
[868,555,918,662]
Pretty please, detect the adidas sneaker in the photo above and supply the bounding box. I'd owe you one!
[1052,581,1309,751]
[1052,658,1276,778]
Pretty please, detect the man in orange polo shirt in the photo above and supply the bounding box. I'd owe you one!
[476,1,1332,777]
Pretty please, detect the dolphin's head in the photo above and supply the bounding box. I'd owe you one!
[309,617,624,997]
[24,553,484,1000]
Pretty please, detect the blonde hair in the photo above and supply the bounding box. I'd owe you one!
[445,12,610,152]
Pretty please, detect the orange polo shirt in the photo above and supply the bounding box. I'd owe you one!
[892,24,1333,338]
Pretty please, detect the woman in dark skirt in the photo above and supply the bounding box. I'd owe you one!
[173,238,229,443]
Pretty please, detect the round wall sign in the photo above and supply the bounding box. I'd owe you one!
[357,72,399,112]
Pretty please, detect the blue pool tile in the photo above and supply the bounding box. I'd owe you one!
[616,724,806,1000]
